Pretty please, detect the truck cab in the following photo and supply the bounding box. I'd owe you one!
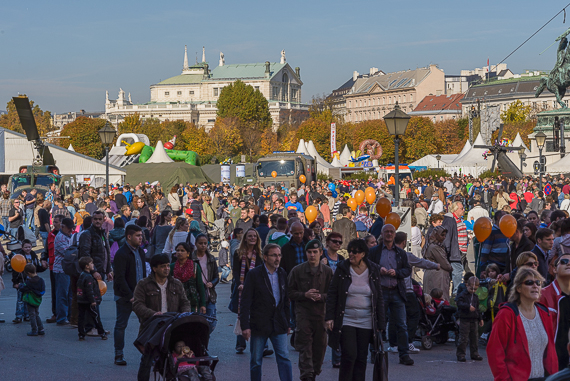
[256,153,316,189]
[8,165,76,199]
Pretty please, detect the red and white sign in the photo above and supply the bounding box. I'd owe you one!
[330,123,336,154]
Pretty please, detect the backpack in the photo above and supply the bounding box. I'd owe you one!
[489,282,507,321]
[23,292,42,307]
[110,241,120,263]
[62,234,81,277]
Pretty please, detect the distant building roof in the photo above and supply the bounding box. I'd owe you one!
[412,94,464,112]
[462,75,552,102]
[348,66,433,95]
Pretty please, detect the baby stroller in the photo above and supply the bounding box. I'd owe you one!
[416,294,458,350]
[206,219,225,253]
[137,313,219,381]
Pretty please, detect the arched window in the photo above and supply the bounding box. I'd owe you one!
[282,73,289,102]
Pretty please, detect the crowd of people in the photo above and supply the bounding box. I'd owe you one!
[3,173,570,380]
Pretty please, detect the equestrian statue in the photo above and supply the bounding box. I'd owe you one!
[536,27,570,108]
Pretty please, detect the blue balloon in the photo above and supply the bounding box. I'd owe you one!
[328,183,336,191]
[332,191,338,198]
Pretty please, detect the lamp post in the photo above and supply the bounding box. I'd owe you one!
[98,121,116,193]
[436,154,441,169]
[517,148,527,173]
[535,131,547,190]
[384,102,410,207]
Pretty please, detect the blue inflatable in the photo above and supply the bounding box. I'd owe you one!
[328,183,336,191]
[332,190,338,198]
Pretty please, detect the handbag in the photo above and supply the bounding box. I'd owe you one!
[372,334,389,381]
[233,317,242,336]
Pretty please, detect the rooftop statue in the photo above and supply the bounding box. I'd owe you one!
[536,27,570,108]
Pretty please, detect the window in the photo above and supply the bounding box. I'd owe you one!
[403,95,406,102]
[273,87,279,100]
[177,91,182,95]
[189,91,194,95]
[282,73,289,102]
[165,92,170,96]
[383,97,385,105]
[292,89,298,101]
[255,86,259,91]
[207,119,215,123]
[214,88,219,96]
[410,94,413,102]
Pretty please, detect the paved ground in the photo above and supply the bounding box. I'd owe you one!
[0,240,492,380]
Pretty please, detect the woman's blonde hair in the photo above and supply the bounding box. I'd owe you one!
[236,228,262,262]
[515,251,538,268]
[508,267,544,305]
[169,217,187,244]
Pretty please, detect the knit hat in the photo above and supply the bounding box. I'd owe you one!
[305,239,322,251]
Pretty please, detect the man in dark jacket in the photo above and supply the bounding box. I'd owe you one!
[240,244,292,381]
[112,225,147,366]
[281,222,307,274]
[533,228,555,280]
[256,214,271,248]
[369,224,413,365]
[442,211,462,294]
[331,207,357,250]
[510,220,535,272]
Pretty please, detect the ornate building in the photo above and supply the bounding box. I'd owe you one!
[105,47,308,131]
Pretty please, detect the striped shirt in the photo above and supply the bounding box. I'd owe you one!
[53,231,72,274]
[480,225,510,270]
[454,214,468,256]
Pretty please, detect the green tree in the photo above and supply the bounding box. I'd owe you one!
[0,98,54,137]
[118,113,143,135]
[59,117,109,159]
[501,100,531,123]
[216,80,272,129]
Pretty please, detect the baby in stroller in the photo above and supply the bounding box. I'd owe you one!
[417,288,458,349]
[173,341,213,381]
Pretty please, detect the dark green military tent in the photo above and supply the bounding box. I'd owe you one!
[125,162,215,189]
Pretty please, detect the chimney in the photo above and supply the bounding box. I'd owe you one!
[353,71,359,81]
[265,61,271,78]
[370,67,378,75]
[295,67,300,79]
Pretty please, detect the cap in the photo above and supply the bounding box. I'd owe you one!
[305,239,323,251]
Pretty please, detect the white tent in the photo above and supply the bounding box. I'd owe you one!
[339,145,352,167]
[512,132,530,153]
[547,154,570,174]
[452,140,472,164]
[409,154,458,169]
[0,128,125,184]
[146,141,174,163]
[448,134,491,176]
[68,144,75,151]
[296,139,310,155]
[331,157,343,167]
[505,132,531,172]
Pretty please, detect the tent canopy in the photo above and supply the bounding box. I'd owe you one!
[125,162,215,189]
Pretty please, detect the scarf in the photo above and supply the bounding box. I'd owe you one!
[173,259,195,283]
[237,251,257,317]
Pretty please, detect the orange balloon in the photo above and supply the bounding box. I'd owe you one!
[98,280,107,296]
[11,254,26,273]
[305,205,318,223]
[499,214,517,238]
[375,198,391,218]
[474,217,493,242]
[347,198,358,211]
[365,187,376,204]
[385,212,401,229]
[271,171,277,178]
[354,190,365,205]
[299,175,306,183]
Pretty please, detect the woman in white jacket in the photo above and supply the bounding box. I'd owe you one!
[167,186,182,212]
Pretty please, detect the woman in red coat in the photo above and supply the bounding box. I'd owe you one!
[487,267,558,381]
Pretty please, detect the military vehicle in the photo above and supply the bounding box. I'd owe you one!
[256,152,316,189]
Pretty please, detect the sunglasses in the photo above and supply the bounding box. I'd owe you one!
[329,239,343,245]
[524,261,538,268]
[559,258,570,266]
[348,250,363,255]
[523,279,541,286]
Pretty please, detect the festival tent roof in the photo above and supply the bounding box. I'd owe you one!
[447,133,491,176]
[546,153,570,174]
[451,138,473,164]
[339,145,352,167]
[296,139,310,155]
[125,162,215,189]
[331,157,343,167]
[305,140,334,170]
[145,141,174,163]
[409,154,458,168]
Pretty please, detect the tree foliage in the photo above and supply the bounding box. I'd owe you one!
[209,118,243,159]
[401,117,438,162]
[59,117,108,159]
[0,98,54,137]
[216,80,272,130]
[179,123,211,155]
[118,115,188,147]
[260,129,280,156]
[501,100,531,123]
[491,119,536,148]
[433,119,464,154]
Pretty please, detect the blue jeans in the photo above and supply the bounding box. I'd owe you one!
[2,216,9,237]
[9,227,18,240]
[25,209,34,232]
[451,262,463,295]
[40,231,49,254]
[250,333,292,381]
[206,302,217,334]
[114,297,133,356]
[16,289,28,319]
[54,272,70,323]
[383,287,408,357]
[219,265,231,281]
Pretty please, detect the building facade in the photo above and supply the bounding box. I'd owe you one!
[104,47,308,131]
[342,64,445,123]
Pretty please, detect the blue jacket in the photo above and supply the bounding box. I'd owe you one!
[256,224,271,248]
[480,225,510,272]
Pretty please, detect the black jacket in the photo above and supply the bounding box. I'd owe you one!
[325,258,385,350]
[510,235,534,273]
[77,271,102,304]
[79,226,112,276]
[369,242,412,300]
[240,265,290,337]
[532,245,550,280]
[113,244,148,300]
[114,193,128,210]
[281,239,308,275]
[12,250,46,286]
[19,275,45,297]
[455,290,480,320]
[442,213,461,263]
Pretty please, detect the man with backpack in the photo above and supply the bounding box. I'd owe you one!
[52,218,75,325]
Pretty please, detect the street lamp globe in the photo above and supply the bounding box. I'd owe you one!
[436,154,442,161]
[384,102,410,136]
[98,121,116,145]
[535,131,547,150]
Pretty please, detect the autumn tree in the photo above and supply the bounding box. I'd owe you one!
[294,118,330,158]
[0,98,54,137]
[501,100,531,123]
[59,117,108,159]
[350,120,396,164]
[260,129,280,156]
[216,80,272,130]
[209,118,243,159]
[434,119,463,154]
[491,119,536,147]
[401,117,438,162]
[179,123,212,155]
[118,113,143,135]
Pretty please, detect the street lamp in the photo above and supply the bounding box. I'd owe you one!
[517,148,527,173]
[384,102,410,206]
[98,121,116,193]
[436,154,442,169]
[535,131,547,190]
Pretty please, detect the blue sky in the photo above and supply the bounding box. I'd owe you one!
[1,1,569,114]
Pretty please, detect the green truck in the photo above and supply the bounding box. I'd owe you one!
[256,152,316,189]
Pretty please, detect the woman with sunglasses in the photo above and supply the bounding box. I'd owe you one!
[488,268,558,381]
[325,238,385,381]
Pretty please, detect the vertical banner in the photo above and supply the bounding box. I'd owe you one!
[0,130,4,172]
[236,165,245,177]
[330,122,336,155]
[221,165,231,183]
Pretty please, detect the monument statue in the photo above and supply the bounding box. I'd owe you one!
[535,27,570,108]
[280,49,286,64]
